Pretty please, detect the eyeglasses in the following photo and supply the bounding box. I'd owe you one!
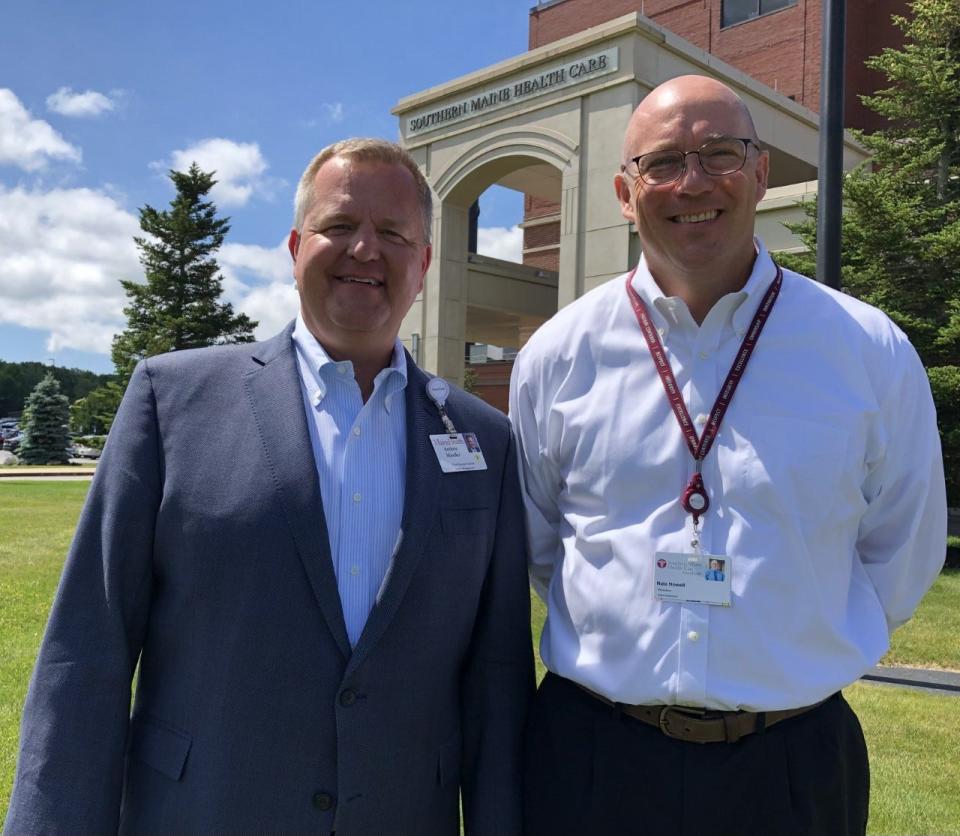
[623,138,759,186]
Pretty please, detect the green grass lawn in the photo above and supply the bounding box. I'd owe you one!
[0,482,88,813]
[846,682,960,835]
[1,481,958,833]
[883,568,960,669]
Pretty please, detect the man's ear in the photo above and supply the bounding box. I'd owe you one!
[288,229,300,262]
[417,244,432,295]
[614,172,636,224]
[754,150,770,205]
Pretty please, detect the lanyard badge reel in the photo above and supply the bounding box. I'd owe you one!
[426,377,457,434]
[626,266,783,550]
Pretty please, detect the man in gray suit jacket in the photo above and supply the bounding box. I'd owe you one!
[5,139,534,834]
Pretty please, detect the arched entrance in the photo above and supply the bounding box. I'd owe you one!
[394,12,869,386]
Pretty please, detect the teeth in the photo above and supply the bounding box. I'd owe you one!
[341,276,380,285]
[674,210,719,224]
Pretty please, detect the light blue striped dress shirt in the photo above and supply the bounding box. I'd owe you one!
[292,316,407,647]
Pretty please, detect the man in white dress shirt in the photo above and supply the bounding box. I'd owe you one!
[510,76,946,836]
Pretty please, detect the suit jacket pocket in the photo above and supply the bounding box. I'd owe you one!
[128,716,192,781]
[437,735,461,788]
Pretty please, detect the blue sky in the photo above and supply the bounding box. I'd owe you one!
[0,0,532,373]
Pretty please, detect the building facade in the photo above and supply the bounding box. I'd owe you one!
[393,11,872,400]
[521,0,907,275]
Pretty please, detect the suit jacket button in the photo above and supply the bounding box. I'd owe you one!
[312,791,334,811]
[340,689,356,707]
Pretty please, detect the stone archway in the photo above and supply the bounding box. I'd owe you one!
[394,12,870,384]
[422,129,578,383]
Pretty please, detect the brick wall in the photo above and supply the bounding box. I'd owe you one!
[525,194,562,219]
[527,0,909,131]
[523,249,561,271]
[524,221,561,249]
[466,361,513,413]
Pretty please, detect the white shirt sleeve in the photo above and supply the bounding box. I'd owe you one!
[509,353,565,601]
[857,339,947,632]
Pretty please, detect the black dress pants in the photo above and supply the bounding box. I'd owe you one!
[524,673,869,836]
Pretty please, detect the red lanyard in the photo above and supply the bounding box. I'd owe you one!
[625,265,782,524]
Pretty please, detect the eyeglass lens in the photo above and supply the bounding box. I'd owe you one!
[633,138,749,184]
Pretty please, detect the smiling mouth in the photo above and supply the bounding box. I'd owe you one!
[671,210,721,224]
[339,276,383,287]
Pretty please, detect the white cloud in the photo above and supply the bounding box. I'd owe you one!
[0,88,81,171]
[0,185,299,361]
[219,239,298,339]
[220,240,292,285]
[161,138,269,207]
[239,281,300,341]
[0,185,141,353]
[322,102,344,124]
[46,86,116,118]
[477,225,523,263]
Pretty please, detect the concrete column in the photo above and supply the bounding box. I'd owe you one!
[422,200,468,384]
[557,170,582,309]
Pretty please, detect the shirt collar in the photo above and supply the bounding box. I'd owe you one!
[628,238,778,340]
[291,313,408,412]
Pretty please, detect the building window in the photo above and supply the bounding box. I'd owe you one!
[721,0,796,28]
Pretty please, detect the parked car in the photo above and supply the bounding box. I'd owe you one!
[72,444,102,460]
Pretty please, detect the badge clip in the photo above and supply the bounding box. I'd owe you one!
[426,377,457,434]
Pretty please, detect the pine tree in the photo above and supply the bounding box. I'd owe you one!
[779,0,960,500]
[69,383,123,435]
[111,163,257,387]
[19,372,71,465]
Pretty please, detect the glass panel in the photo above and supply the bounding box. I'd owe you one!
[762,0,797,12]
[721,0,760,28]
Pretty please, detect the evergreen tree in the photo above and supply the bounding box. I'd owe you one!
[111,163,257,387]
[779,0,960,500]
[70,383,123,435]
[19,372,71,464]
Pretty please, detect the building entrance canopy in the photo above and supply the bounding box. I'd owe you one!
[393,12,867,384]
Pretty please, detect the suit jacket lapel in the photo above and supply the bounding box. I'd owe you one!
[347,353,442,672]
[242,324,351,660]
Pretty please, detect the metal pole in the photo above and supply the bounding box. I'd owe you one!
[817,0,847,290]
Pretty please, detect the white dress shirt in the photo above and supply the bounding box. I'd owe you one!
[510,242,946,711]
[292,316,407,647]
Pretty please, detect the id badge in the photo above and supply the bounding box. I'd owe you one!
[430,433,488,473]
[654,552,731,606]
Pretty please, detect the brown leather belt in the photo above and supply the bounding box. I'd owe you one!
[571,679,830,744]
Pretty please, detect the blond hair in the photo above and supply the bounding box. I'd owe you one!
[293,138,432,243]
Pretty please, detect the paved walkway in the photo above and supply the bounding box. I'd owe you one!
[862,665,960,696]
[0,465,96,481]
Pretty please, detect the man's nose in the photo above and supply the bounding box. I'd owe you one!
[675,152,714,194]
[348,224,381,260]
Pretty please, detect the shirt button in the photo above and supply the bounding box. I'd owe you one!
[312,791,334,810]
[687,630,700,642]
[337,366,347,375]
[698,350,709,360]
[339,689,357,707]
[695,413,708,426]
[353,426,361,437]
[352,492,361,503]
[350,565,360,576]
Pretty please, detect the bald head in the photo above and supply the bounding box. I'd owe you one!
[612,74,770,318]
[622,76,759,165]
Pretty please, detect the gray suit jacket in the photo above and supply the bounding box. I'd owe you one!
[4,325,534,835]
